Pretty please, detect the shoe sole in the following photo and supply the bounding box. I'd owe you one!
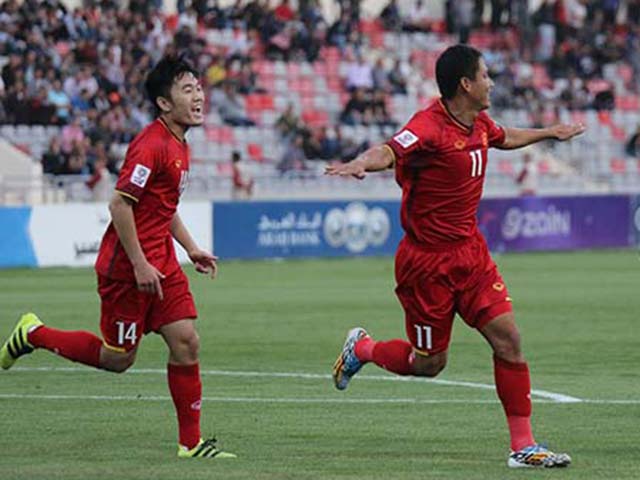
[332,328,366,391]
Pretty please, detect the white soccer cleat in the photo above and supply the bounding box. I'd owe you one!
[508,444,571,468]
[332,327,368,390]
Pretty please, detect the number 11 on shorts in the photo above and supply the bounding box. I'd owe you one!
[116,321,138,346]
[414,325,432,350]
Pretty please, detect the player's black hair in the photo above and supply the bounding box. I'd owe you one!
[144,54,199,116]
[435,45,483,100]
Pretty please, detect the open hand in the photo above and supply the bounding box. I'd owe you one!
[189,249,218,279]
[324,161,367,180]
[550,123,586,141]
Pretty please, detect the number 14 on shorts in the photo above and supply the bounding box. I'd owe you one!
[414,325,432,350]
[116,321,138,346]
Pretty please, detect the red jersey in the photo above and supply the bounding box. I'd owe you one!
[95,119,190,281]
[386,99,505,246]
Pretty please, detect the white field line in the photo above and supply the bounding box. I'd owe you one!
[10,366,584,403]
[0,393,638,405]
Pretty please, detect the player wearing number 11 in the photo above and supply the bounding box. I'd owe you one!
[0,55,235,459]
[327,45,585,468]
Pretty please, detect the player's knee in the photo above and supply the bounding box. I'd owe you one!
[412,354,447,377]
[172,331,200,363]
[492,329,522,362]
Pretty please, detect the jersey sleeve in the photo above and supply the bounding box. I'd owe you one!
[482,112,506,147]
[115,140,158,202]
[385,112,433,165]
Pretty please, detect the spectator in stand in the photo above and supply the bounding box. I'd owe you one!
[41,136,66,175]
[85,155,113,202]
[380,0,402,31]
[625,125,640,157]
[453,0,474,44]
[515,153,537,196]
[231,150,255,200]
[275,103,302,140]
[60,117,85,154]
[47,78,71,124]
[327,12,355,53]
[206,55,227,88]
[388,59,408,94]
[401,0,431,32]
[370,89,397,129]
[278,134,307,173]
[274,0,295,22]
[340,88,373,125]
[345,53,374,91]
[371,58,390,92]
[211,82,256,126]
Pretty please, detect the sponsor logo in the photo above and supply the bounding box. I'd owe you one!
[501,206,571,241]
[393,130,419,149]
[454,139,466,150]
[175,158,182,169]
[131,164,151,188]
[190,400,202,411]
[492,282,505,291]
[323,203,391,253]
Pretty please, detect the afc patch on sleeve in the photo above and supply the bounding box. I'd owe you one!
[393,130,419,149]
[130,164,151,188]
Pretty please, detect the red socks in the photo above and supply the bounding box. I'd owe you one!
[168,363,202,449]
[355,337,413,375]
[494,355,535,451]
[28,326,102,368]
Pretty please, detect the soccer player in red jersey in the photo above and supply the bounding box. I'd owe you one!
[327,45,585,468]
[0,56,236,459]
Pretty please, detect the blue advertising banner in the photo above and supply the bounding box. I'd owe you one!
[478,195,630,252]
[0,207,37,268]
[213,201,402,259]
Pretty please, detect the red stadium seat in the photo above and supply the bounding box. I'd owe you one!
[302,110,329,127]
[615,95,640,111]
[610,158,626,174]
[498,159,514,175]
[247,143,264,162]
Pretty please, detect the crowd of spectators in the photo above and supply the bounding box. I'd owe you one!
[1,0,640,179]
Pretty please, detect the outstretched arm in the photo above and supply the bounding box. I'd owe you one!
[324,145,395,179]
[171,213,218,279]
[497,124,586,150]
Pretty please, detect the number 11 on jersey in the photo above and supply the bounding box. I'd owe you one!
[414,324,432,350]
[470,149,483,177]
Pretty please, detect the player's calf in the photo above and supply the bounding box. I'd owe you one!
[99,347,137,373]
[411,351,447,377]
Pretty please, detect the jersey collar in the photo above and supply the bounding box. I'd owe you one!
[438,99,474,134]
[158,117,187,145]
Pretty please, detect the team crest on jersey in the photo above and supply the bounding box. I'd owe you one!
[131,164,151,188]
[175,158,182,169]
[454,139,466,150]
[493,282,505,291]
[393,130,419,148]
[482,132,488,147]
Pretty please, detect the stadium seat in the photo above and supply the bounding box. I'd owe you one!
[610,158,626,174]
[247,143,264,162]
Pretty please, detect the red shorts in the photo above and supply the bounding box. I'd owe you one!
[97,268,197,352]
[394,233,512,356]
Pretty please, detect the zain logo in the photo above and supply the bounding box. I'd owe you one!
[323,203,391,253]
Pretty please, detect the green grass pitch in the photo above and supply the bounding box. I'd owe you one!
[1,250,639,479]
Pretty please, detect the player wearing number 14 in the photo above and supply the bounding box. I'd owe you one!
[0,55,235,459]
[327,45,585,468]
